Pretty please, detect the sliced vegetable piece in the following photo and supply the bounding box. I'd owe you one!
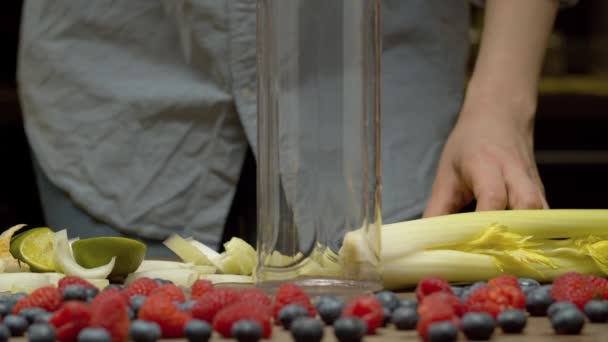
[52,230,115,279]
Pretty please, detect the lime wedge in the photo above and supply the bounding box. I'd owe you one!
[10,227,55,272]
[71,237,146,278]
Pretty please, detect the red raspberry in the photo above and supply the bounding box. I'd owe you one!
[341,295,384,335]
[191,288,241,322]
[125,278,159,297]
[586,275,608,298]
[58,276,97,292]
[416,305,459,341]
[91,288,129,307]
[272,283,316,320]
[149,284,186,303]
[212,302,272,338]
[190,280,214,300]
[90,292,130,342]
[552,272,597,310]
[50,302,92,342]
[418,292,463,317]
[239,288,272,308]
[488,274,519,288]
[138,295,190,338]
[464,285,526,318]
[415,276,453,302]
[13,286,62,314]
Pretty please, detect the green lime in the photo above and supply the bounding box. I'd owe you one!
[71,237,146,278]
[9,227,55,272]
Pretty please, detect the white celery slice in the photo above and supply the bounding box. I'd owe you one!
[124,269,198,287]
[163,234,212,266]
[220,237,257,276]
[199,274,253,285]
[135,260,195,273]
[0,273,53,293]
[85,278,110,290]
[53,230,115,279]
[191,265,217,275]
[189,240,223,270]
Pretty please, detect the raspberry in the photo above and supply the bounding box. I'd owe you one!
[89,292,130,342]
[125,278,158,297]
[13,286,62,314]
[341,295,384,334]
[91,288,129,307]
[190,280,213,300]
[552,272,597,310]
[212,302,272,338]
[272,283,316,320]
[586,275,608,299]
[464,285,526,318]
[191,288,241,322]
[149,284,186,303]
[50,302,92,342]
[418,292,463,317]
[488,275,519,288]
[415,276,453,302]
[138,295,190,338]
[416,304,459,341]
[58,276,97,292]
[238,288,272,308]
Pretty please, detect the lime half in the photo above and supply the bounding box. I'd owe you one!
[71,237,146,278]
[10,227,55,272]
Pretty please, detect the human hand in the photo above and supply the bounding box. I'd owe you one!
[423,104,548,217]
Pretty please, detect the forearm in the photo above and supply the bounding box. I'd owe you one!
[464,0,560,121]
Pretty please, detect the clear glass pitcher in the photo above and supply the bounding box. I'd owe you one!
[256,0,382,296]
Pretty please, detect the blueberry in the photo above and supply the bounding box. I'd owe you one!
[526,287,554,316]
[176,300,196,312]
[317,299,344,325]
[0,303,12,317]
[278,304,309,329]
[399,299,418,311]
[333,317,367,342]
[450,286,464,298]
[154,278,173,286]
[130,296,147,312]
[497,309,527,333]
[34,312,52,324]
[584,300,608,323]
[518,278,540,288]
[84,287,99,301]
[77,328,112,342]
[130,320,161,342]
[3,314,28,336]
[183,319,211,342]
[128,306,136,321]
[427,321,458,342]
[382,307,391,327]
[315,296,341,310]
[0,295,8,304]
[290,317,323,342]
[63,285,88,301]
[374,291,400,312]
[18,307,47,324]
[0,324,9,342]
[104,284,124,291]
[460,281,487,301]
[551,308,585,335]
[27,323,56,342]
[461,312,496,340]
[547,301,578,318]
[231,319,262,342]
[8,293,27,306]
[391,307,418,330]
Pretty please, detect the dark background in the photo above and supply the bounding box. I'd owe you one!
[0,1,606,236]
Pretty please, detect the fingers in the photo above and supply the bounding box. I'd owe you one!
[423,165,471,218]
[503,164,547,210]
[467,161,509,212]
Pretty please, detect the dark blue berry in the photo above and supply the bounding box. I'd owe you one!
[184,319,211,342]
[399,299,418,311]
[584,300,608,323]
[460,281,487,301]
[315,296,342,310]
[450,286,464,298]
[382,307,391,327]
[390,307,418,330]
[130,296,147,312]
[317,299,343,325]
[497,309,527,333]
[333,317,367,342]
[0,303,12,317]
[427,321,458,342]
[518,278,540,288]
[27,323,56,342]
[8,293,27,307]
[526,287,554,316]
[176,300,196,312]
[130,320,161,342]
[3,314,28,336]
[18,307,47,324]
[461,312,496,340]
[34,312,52,324]
[104,284,124,291]
[551,308,585,335]
[128,307,136,321]
[84,287,99,301]
[154,278,173,286]
[375,291,400,312]
[0,295,8,304]
[547,301,578,318]
[63,285,87,301]
[77,328,112,342]
[0,324,9,342]
[290,317,323,342]
[278,304,309,329]
[231,319,262,342]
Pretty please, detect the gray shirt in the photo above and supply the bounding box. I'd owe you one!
[18,0,470,249]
